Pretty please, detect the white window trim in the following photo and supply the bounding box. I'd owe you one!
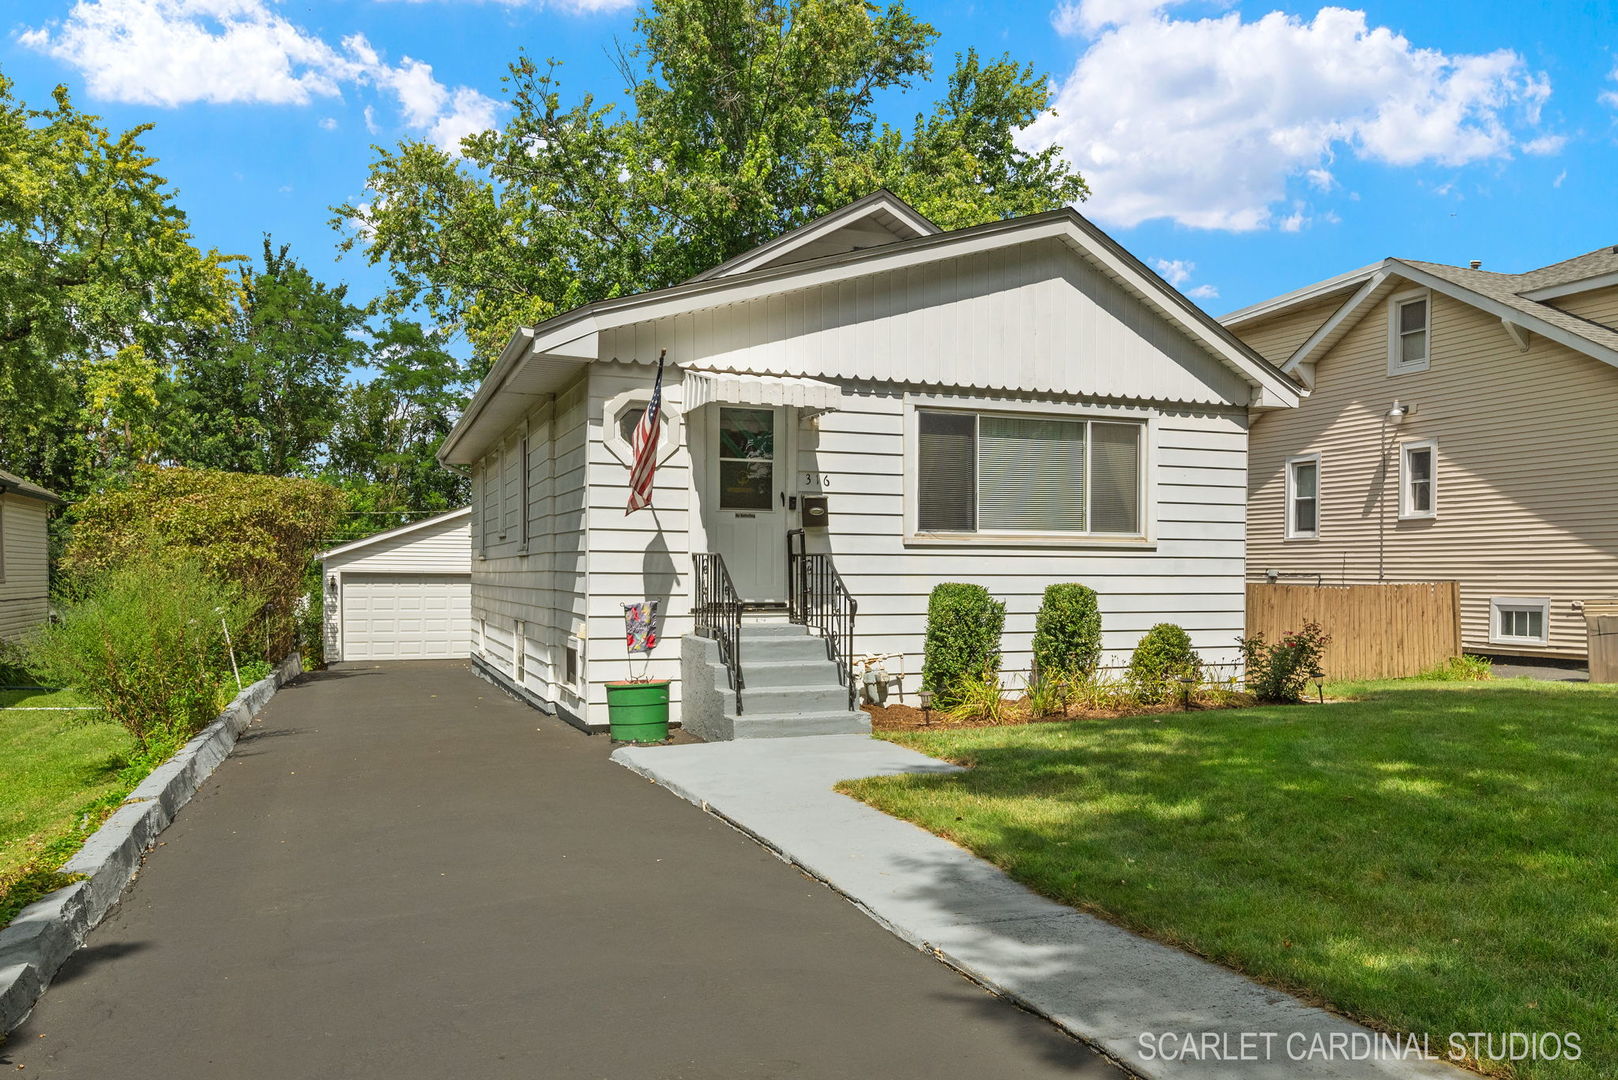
[1399,438,1438,520]
[900,395,1157,548]
[1489,597,1550,647]
[601,387,683,467]
[1284,453,1321,541]
[563,634,583,694]
[1387,288,1431,375]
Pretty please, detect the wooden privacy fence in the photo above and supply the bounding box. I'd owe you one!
[1246,582,1461,681]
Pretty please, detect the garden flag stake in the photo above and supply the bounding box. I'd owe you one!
[627,350,665,514]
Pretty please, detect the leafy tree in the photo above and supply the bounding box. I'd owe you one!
[0,75,236,496]
[336,0,1088,365]
[165,237,365,476]
[324,319,473,536]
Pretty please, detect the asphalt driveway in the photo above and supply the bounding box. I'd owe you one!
[3,661,1116,1079]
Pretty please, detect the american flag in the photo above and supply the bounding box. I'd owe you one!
[626,350,665,514]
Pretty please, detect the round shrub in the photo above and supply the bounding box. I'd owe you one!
[921,583,1005,706]
[1031,583,1102,680]
[1127,623,1202,704]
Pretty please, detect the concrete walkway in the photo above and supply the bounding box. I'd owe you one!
[613,736,1467,1080]
[2,662,1115,1079]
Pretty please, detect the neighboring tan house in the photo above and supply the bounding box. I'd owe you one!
[439,190,1300,735]
[1224,246,1618,661]
[318,508,472,663]
[0,467,64,643]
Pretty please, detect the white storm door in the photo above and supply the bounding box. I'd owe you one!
[710,405,788,603]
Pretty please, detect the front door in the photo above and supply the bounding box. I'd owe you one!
[710,405,789,603]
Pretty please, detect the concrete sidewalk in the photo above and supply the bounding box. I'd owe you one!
[3,662,1116,1079]
[613,736,1467,1080]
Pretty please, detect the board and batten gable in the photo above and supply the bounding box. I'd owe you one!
[1241,287,1618,658]
[600,238,1257,408]
[0,492,52,642]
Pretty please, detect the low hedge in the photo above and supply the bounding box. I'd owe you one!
[1031,583,1102,680]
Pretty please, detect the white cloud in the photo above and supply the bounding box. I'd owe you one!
[1520,134,1565,155]
[1021,5,1559,230]
[319,116,338,130]
[22,0,502,154]
[1152,257,1195,285]
[1601,62,1618,110]
[1187,283,1219,300]
[1553,169,1567,188]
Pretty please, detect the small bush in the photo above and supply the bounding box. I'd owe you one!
[296,564,326,668]
[945,669,1009,724]
[1127,623,1203,704]
[922,583,1005,706]
[1416,654,1492,681]
[1031,583,1102,680]
[25,547,258,750]
[1239,622,1331,703]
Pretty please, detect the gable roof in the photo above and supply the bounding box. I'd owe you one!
[0,467,64,506]
[1224,248,1618,377]
[685,189,939,283]
[318,506,471,562]
[441,194,1301,465]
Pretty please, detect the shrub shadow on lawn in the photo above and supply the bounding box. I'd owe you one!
[848,682,1618,1080]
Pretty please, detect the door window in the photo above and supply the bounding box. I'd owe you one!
[718,407,775,510]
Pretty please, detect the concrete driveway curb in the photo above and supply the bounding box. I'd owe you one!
[613,736,1468,1080]
[0,654,302,1034]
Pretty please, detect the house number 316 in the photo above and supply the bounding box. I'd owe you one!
[801,472,831,489]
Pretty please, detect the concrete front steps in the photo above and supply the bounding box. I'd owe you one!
[680,622,869,741]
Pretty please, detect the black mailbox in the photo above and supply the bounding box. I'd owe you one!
[801,495,830,528]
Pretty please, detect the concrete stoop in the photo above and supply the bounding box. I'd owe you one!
[680,623,868,741]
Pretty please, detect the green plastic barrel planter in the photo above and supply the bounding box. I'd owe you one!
[605,679,672,743]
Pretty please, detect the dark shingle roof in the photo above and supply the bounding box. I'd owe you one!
[0,467,64,504]
[1394,255,1618,355]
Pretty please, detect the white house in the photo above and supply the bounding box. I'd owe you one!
[318,508,472,662]
[438,191,1301,736]
[0,467,62,643]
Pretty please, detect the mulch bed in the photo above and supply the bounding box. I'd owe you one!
[863,691,1258,731]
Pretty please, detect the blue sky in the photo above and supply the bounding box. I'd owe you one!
[4,0,1615,322]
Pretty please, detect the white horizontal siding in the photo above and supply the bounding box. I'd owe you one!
[0,494,51,642]
[322,513,472,661]
[471,376,590,720]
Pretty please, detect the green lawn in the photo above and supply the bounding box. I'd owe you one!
[841,678,1618,1079]
[0,687,130,921]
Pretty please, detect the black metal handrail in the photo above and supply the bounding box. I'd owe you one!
[692,552,744,714]
[786,529,858,711]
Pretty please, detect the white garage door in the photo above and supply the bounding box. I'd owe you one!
[342,573,471,661]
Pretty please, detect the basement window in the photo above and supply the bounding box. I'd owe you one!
[1490,598,1549,646]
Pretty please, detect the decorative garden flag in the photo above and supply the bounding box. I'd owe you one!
[622,600,660,653]
[627,350,665,513]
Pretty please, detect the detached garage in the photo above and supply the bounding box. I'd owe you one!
[319,508,472,662]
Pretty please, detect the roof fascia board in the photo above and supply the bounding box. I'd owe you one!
[1390,261,1618,370]
[318,506,472,562]
[1519,268,1618,302]
[1220,261,1383,326]
[1283,268,1391,372]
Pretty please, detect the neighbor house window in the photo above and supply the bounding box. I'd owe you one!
[914,410,1142,537]
[1285,454,1320,540]
[564,638,581,690]
[513,621,526,683]
[1389,292,1430,373]
[1491,598,1549,646]
[1400,439,1437,519]
[519,436,532,552]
